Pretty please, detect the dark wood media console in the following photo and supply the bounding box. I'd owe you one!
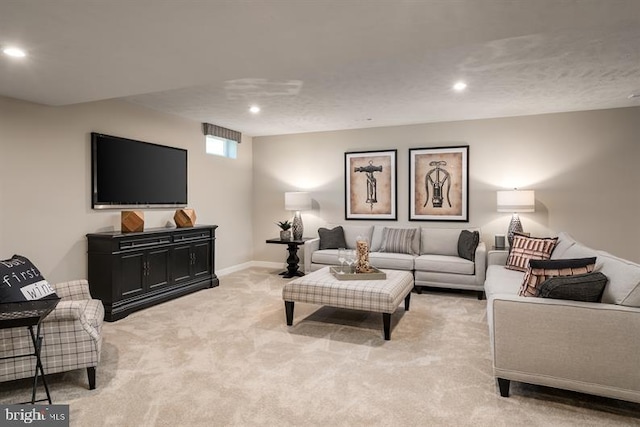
[87,225,218,321]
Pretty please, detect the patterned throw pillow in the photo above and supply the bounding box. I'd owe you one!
[379,228,418,255]
[0,255,58,303]
[538,272,608,302]
[506,234,558,272]
[518,257,597,297]
[318,226,347,250]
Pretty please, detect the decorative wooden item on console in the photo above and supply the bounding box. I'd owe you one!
[174,208,196,228]
[121,211,144,233]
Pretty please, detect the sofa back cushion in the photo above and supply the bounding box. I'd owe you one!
[371,225,420,254]
[596,251,640,307]
[560,241,598,259]
[550,231,577,259]
[420,228,478,256]
[340,225,374,250]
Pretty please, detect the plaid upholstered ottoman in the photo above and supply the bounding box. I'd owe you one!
[282,267,413,340]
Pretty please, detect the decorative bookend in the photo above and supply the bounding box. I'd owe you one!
[121,211,144,233]
[174,209,196,228]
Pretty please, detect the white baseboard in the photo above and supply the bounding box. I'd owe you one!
[217,261,284,277]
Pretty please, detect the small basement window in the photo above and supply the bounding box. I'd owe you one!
[206,135,237,159]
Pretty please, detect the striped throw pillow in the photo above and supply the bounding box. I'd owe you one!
[379,228,418,255]
[519,257,597,297]
[506,234,558,272]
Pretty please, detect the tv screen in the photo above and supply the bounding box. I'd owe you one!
[91,133,188,209]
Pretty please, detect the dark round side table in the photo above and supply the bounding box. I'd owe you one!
[265,237,313,278]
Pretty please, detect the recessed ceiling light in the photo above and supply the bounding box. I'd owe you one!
[453,81,467,92]
[628,93,640,99]
[249,105,260,114]
[2,47,27,58]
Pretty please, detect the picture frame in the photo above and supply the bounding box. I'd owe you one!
[345,149,397,220]
[409,145,469,222]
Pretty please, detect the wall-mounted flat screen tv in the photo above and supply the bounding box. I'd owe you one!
[91,132,188,209]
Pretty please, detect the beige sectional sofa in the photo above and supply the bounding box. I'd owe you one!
[303,224,487,298]
[485,232,640,403]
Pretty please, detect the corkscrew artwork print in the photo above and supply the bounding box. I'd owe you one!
[409,146,469,221]
[345,150,397,220]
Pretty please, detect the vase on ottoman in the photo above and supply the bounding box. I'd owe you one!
[355,236,372,273]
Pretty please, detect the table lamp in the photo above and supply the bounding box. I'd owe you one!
[497,189,535,248]
[285,192,312,240]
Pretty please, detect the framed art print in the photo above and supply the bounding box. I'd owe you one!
[345,149,397,220]
[409,145,469,221]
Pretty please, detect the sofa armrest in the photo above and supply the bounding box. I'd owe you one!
[474,242,487,284]
[488,250,509,266]
[52,279,92,301]
[43,300,103,344]
[44,300,87,322]
[303,238,320,273]
[490,295,640,400]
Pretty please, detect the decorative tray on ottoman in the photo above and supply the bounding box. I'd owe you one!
[330,266,387,281]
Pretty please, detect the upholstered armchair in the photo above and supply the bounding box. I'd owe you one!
[0,279,104,389]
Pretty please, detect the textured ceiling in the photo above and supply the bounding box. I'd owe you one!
[1,0,640,137]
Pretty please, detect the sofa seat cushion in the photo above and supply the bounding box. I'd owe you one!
[485,265,524,299]
[414,254,474,275]
[311,249,340,265]
[368,252,415,271]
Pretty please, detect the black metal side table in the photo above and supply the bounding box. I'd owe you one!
[266,237,313,278]
[0,298,60,404]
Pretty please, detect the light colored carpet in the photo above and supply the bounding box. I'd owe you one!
[1,267,639,426]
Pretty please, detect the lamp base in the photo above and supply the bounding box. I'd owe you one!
[292,211,303,240]
[507,214,523,248]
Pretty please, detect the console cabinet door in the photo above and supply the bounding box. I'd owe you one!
[120,252,145,298]
[192,242,211,278]
[119,248,170,297]
[172,242,211,284]
[146,248,170,290]
[172,244,193,285]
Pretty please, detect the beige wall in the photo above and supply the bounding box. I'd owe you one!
[254,107,640,264]
[0,96,254,283]
[1,96,638,281]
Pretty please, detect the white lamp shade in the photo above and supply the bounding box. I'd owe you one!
[285,192,312,211]
[497,190,535,213]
